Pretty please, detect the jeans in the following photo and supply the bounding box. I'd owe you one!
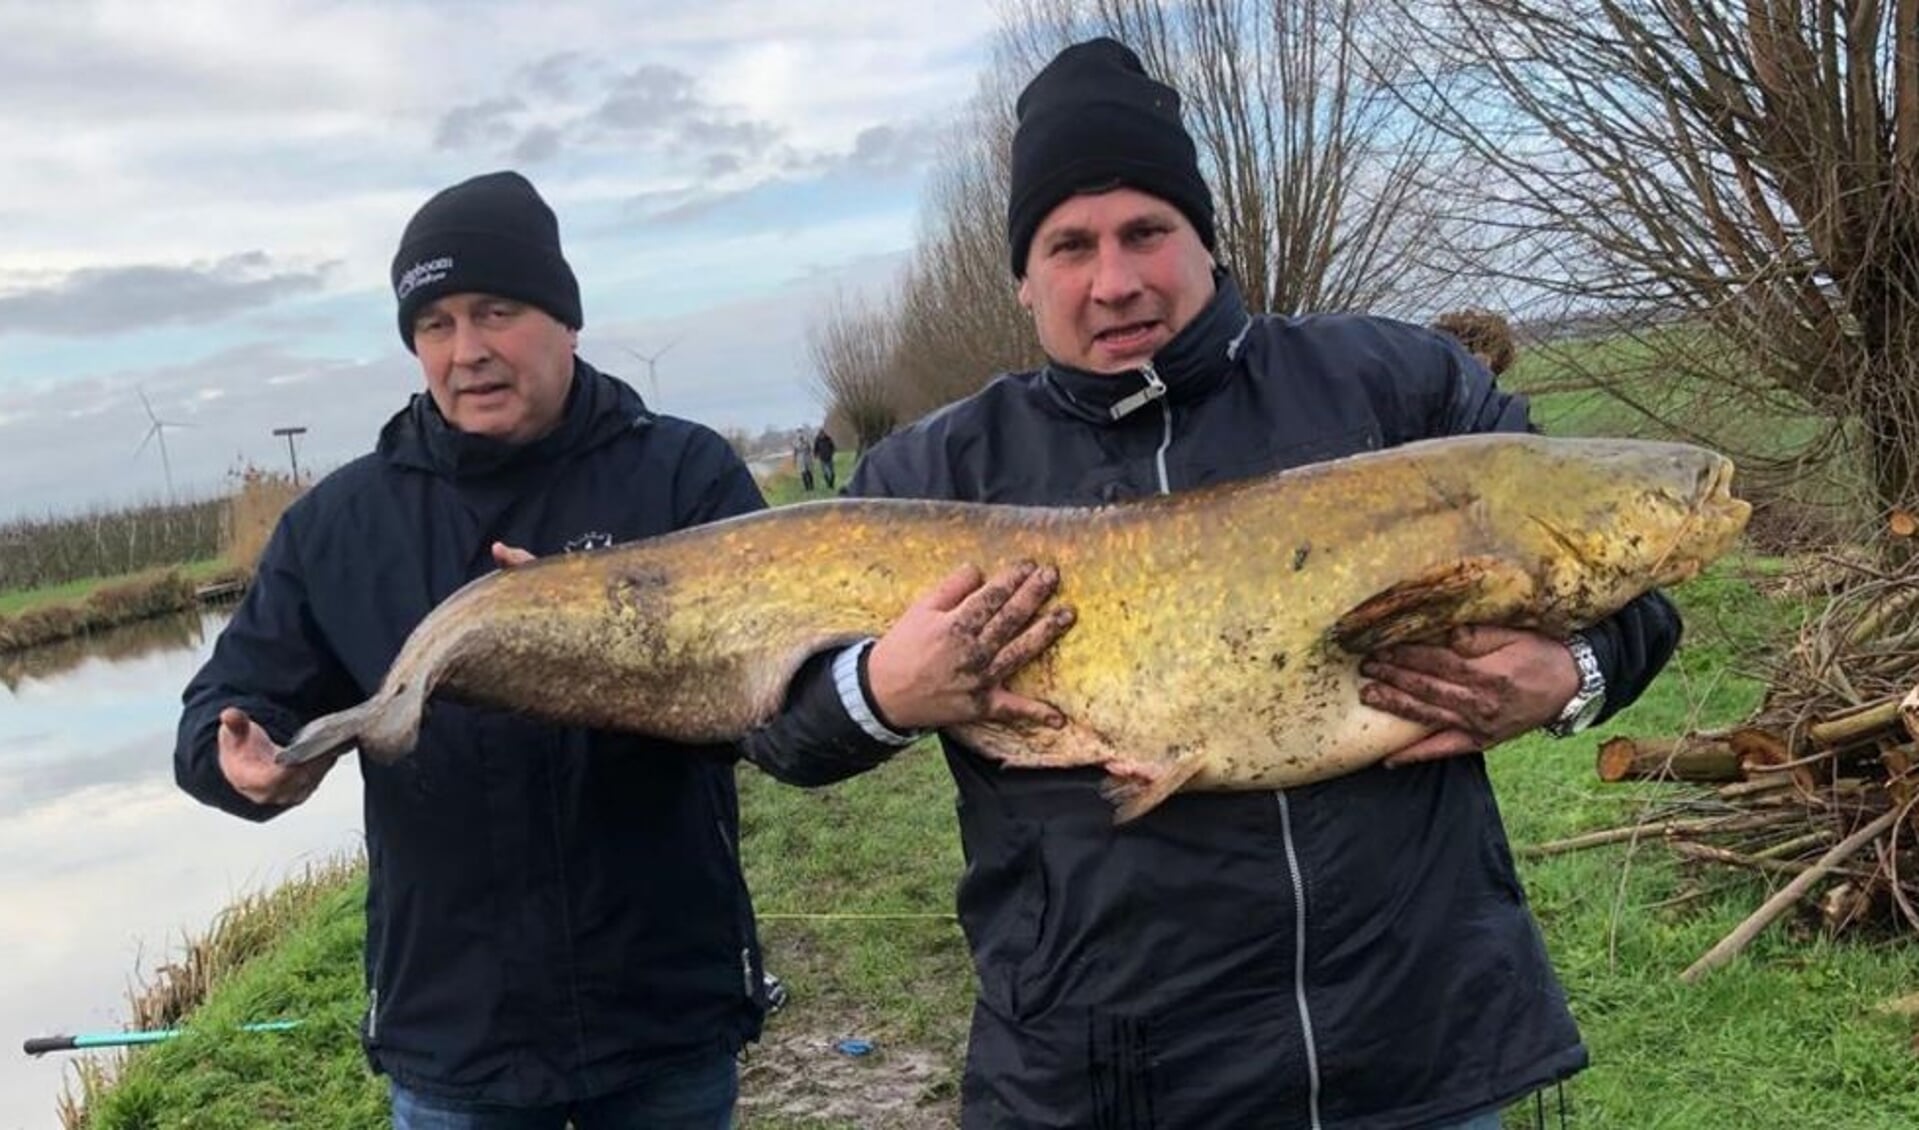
[1432,1110,1506,1130]
[389,1048,738,1130]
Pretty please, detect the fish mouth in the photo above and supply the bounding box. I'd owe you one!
[1654,455,1751,583]
[1695,456,1751,531]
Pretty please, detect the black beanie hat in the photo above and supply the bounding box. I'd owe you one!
[1006,38,1216,277]
[390,170,583,350]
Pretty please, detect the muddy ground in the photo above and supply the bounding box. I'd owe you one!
[738,1018,960,1129]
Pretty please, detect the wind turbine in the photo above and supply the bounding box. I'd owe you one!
[133,386,190,500]
[623,337,682,403]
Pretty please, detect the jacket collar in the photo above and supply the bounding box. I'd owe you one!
[380,358,651,480]
[1040,270,1253,424]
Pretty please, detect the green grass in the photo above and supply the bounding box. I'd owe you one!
[742,746,970,1043]
[0,559,230,617]
[82,876,388,1128]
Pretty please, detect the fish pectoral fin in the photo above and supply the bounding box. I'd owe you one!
[1098,751,1208,825]
[1331,555,1536,654]
[958,718,1117,769]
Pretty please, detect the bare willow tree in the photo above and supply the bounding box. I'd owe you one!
[886,64,1046,421]
[1404,0,1919,525]
[805,290,900,455]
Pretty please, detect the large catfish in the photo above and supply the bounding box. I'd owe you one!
[278,433,1749,822]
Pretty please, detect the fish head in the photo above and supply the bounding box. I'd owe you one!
[1508,437,1751,623]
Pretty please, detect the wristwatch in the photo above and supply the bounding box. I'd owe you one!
[1545,633,1606,738]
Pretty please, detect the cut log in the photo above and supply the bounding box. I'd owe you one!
[1728,726,1817,792]
[1808,697,1907,749]
[1596,735,1741,783]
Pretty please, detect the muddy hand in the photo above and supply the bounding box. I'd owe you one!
[218,706,341,806]
[867,561,1076,732]
[1359,625,1581,764]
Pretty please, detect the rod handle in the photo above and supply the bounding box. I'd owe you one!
[23,1035,77,1056]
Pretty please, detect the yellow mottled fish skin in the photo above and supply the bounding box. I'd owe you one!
[279,433,1750,821]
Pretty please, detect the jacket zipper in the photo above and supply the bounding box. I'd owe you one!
[1137,352,1321,1123]
[1151,364,1173,495]
[1108,361,1174,495]
[367,987,379,1042]
[1108,361,1168,424]
[1276,791,1323,1129]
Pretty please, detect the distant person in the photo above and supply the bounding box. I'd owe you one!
[793,428,815,491]
[174,170,768,1128]
[812,428,838,490]
[750,38,1679,1128]
[1430,307,1519,376]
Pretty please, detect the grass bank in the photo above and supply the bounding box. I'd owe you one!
[0,469,301,654]
[0,564,245,653]
[0,560,233,619]
[63,555,1919,1128]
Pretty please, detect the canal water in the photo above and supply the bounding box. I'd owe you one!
[0,610,364,1129]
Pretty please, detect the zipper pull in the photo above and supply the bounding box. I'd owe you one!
[1108,362,1167,420]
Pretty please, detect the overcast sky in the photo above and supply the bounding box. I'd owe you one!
[0,0,1001,521]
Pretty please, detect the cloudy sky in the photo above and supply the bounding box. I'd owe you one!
[0,0,1003,521]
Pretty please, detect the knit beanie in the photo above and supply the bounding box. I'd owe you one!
[1006,37,1216,277]
[390,171,583,349]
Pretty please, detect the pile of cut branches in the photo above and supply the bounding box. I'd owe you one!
[1532,547,1919,981]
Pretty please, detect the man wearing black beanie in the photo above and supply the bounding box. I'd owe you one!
[176,170,774,1126]
[1005,37,1216,279]
[391,170,583,351]
[753,35,1680,1130]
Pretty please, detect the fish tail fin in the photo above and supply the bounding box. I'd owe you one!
[1099,751,1208,825]
[277,674,431,767]
[277,701,378,766]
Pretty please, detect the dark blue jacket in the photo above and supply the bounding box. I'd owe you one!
[751,275,1680,1129]
[175,363,769,1105]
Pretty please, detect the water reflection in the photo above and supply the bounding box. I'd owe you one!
[0,611,209,694]
[0,611,365,1129]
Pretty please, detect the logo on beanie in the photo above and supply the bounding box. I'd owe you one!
[395,256,454,301]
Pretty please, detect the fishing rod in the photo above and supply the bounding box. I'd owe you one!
[23,1020,300,1057]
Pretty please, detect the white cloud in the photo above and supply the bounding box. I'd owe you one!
[0,0,1005,519]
